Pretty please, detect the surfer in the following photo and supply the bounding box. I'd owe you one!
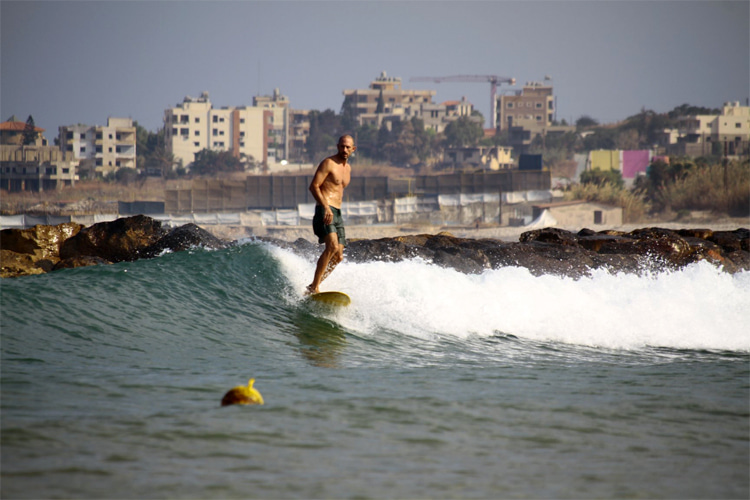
[306,134,356,294]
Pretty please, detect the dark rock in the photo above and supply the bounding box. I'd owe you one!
[340,226,749,278]
[709,229,750,253]
[520,227,580,246]
[142,223,230,257]
[2,215,236,278]
[53,255,112,271]
[60,215,167,263]
[432,246,489,274]
[347,237,434,264]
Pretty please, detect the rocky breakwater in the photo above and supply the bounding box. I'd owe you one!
[2,215,748,279]
[1,215,229,278]
[285,226,749,278]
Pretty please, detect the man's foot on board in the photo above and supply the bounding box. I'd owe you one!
[305,284,318,296]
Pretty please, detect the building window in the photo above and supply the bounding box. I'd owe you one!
[62,168,69,174]
[737,123,742,128]
[180,115,189,124]
[195,117,200,123]
[180,128,189,136]
[172,128,178,135]
[213,129,218,136]
[80,146,86,153]
[240,118,245,124]
[536,116,542,121]
[194,142,200,147]
[213,116,218,123]
[536,102,542,108]
[194,130,200,136]
[594,211,603,224]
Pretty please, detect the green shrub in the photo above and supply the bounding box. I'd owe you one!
[656,161,749,216]
[564,182,648,223]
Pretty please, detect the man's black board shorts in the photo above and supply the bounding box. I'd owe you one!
[312,205,346,246]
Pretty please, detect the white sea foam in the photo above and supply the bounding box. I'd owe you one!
[271,245,750,352]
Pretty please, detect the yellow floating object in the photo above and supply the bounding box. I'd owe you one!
[221,378,264,406]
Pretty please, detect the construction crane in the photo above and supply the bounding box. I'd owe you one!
[409,75,516,129]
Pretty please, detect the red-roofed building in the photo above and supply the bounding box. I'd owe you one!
[1,117,78,192]
[0,117,48,146]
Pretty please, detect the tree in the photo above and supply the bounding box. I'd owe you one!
[580,167,624,189]
[444,116,483,148]
[306,109,342,161]
[190,149,243,176]
[375,89,385,114]
[576,115,599,129]
[22,115,37,145]
[582,128,618,150]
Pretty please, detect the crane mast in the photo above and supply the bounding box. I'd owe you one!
[409,75,516,129]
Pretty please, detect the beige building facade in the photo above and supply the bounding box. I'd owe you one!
[664,102,750,157]
[498,81,555,133]
[58,117,136,177]
[1,145,79,192]
[343,72,436,129]
[253,88,291,163]
[164,92,269,170]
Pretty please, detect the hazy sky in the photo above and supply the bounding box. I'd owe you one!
[2,1,748,136]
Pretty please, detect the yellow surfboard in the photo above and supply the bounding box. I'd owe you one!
[309,291,351,307]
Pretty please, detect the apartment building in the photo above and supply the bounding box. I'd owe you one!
[1,119,78,191]
[498,81,555,133]
[404,97,481,133]
[664,102,750,157]
[253,88,290,163]
[58,117,136,177]
[289,109,310,160]
[343,71,436,129]
[164,92,269,169]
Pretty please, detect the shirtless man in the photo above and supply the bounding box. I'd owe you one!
[306,134,356,294]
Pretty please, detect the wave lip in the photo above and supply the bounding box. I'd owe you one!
[275,244,750,353]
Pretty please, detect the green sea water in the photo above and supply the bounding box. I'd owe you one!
[2,241,748,499]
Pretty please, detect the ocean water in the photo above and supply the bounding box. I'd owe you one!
[1,240,748,499]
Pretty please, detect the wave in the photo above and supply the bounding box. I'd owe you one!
[269,242,750,352]
[3,240,748,355]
